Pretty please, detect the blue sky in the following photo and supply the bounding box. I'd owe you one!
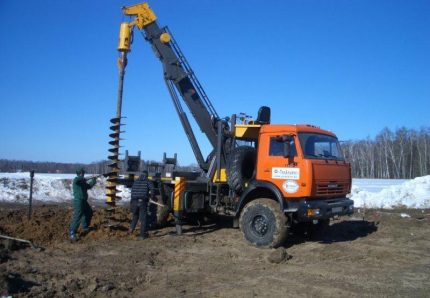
[0,0,429,165]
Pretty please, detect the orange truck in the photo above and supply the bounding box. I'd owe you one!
[107,3,354,248]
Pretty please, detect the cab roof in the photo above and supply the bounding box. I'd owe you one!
[260,124,337,137]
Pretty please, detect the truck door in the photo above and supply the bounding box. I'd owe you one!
[256,134,303,197]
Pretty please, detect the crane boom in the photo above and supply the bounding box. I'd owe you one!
[121,3,220,170]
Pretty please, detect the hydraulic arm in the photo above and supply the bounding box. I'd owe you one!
[120,3,220,170]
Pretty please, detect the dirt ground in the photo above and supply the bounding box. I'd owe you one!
[0,202,429,297]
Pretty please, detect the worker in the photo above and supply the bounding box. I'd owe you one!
[69,168,97,242]
[130,170,154,240]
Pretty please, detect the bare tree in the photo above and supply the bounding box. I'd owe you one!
[341,126,430,179]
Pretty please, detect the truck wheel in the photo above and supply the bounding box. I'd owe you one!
[239,198,287,248]
[226,146,256,193]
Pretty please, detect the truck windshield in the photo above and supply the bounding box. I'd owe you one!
[298,133,344,160]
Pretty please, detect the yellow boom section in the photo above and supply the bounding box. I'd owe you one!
[235,124,261,140]
[122,2,157,30]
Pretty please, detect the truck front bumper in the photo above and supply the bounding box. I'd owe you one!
[285,197,354,222]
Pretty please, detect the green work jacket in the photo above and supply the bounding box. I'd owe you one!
[72,176,96,201]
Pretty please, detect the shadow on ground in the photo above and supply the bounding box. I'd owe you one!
[162,216,378,246]
[0,272,41,296]
[168,213,231,236]
[285,220,378,248]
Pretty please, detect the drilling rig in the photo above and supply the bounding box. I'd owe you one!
[106,2,354,248]
[105,31,128,206]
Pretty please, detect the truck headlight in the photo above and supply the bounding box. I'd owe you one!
[307,208,320,217]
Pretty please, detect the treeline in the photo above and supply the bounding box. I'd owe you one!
[0,159,108,174]
[0,159,200,175]
[341,127,430,179]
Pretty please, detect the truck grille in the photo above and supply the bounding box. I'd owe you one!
[316,182,348,196]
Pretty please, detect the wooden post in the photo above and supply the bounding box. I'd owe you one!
[28,170,35,220]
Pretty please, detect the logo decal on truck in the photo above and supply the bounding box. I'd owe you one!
[282,180,299,193]
[272,167,300,180]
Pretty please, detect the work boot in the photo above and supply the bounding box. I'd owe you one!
[69,229,78,243]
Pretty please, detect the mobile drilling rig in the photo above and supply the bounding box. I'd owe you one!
[106,2,354,248]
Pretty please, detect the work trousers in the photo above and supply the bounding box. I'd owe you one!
[70,199,93,233]
[130,199,148,236]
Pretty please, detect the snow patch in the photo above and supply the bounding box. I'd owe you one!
[350,176,430,209]
[0,173,130,203]
[1,173,430,209]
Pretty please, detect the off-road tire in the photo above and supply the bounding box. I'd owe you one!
[239,198,288,248]
[226,146,256,193]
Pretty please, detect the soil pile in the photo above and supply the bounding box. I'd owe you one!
[0,205,136,246]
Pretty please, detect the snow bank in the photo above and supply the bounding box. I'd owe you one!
[351,178,407,193]
[0,173,130,204]
[350,176,430,209]
[1,173,429,209]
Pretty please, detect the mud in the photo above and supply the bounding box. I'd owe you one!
[0,204,429,297]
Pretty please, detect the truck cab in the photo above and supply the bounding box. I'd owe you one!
[257,124,350,196]
[233,122,353,247]
[257,124,353,213]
